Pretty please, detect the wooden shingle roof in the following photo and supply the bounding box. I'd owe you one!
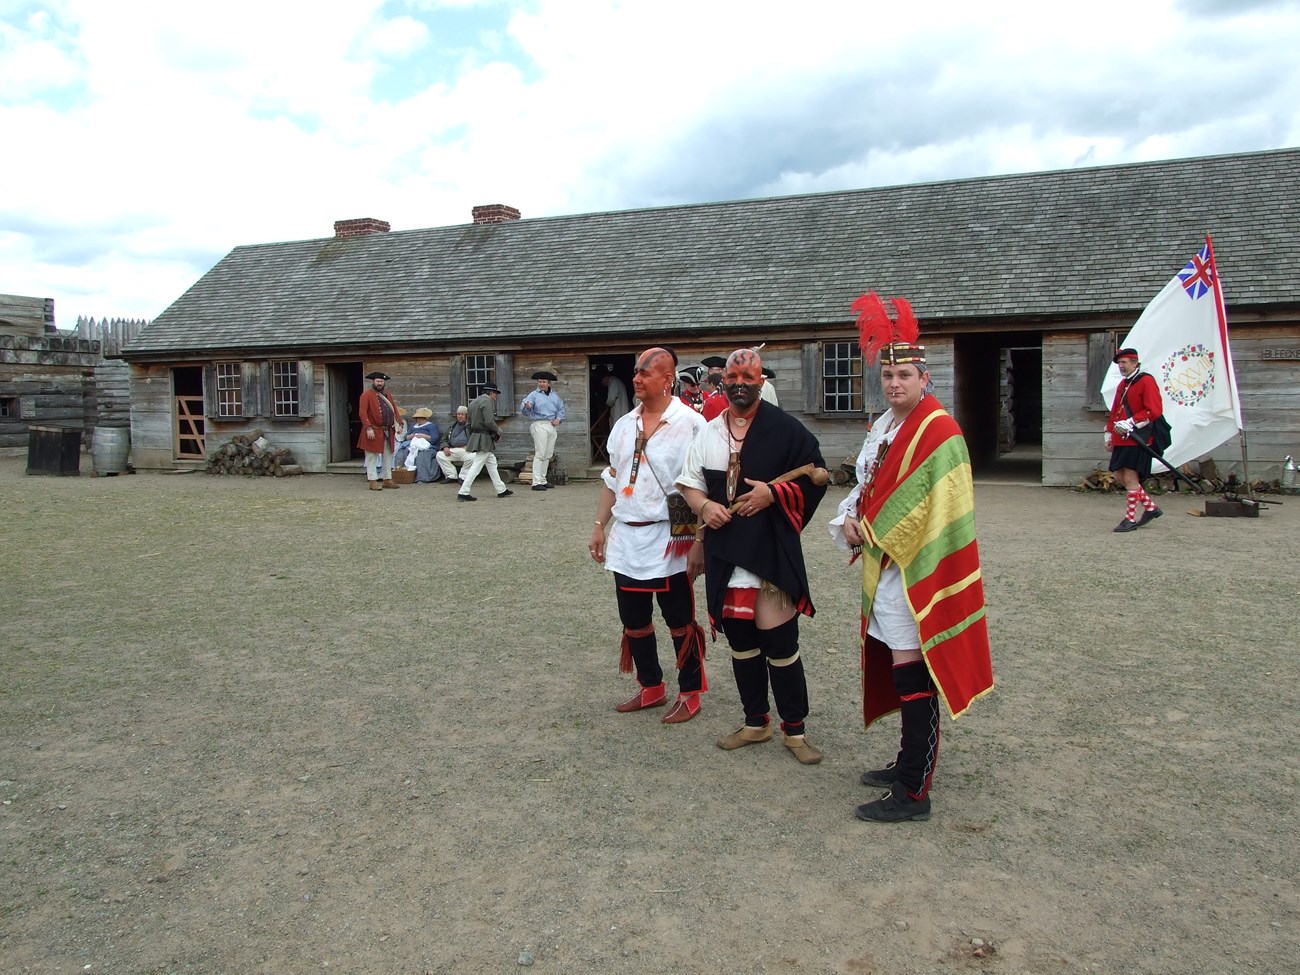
[124,147,1300,358]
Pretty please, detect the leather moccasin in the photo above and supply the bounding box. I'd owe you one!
[717,723,773,750]
[783,734,824,765]
[615,684,667,713]
[661,693,701,724]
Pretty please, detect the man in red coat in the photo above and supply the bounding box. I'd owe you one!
[699,355,730,420]
[357,371,401,491]
[1105,348,1164,532]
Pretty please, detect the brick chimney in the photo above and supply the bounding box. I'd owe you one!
[334,218,391,238]
[472,204,522,225]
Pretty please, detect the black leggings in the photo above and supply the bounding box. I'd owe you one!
[615,572,704,691]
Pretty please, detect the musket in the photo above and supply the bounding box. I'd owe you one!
[1126,433,1205,494]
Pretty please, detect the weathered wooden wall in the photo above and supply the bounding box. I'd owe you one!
[126,325,1298,486]
[0,334,102,454]
[1042,324,1300,486]
[0,294,54,337]
[128,365,176,469]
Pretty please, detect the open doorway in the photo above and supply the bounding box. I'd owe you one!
[952,333,1042,480]
[587,354,636,466]
[172,366,205,459]
[327,362,365,462]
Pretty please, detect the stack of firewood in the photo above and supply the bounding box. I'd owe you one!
[205,430,302,477]
[1078,458,1278,495]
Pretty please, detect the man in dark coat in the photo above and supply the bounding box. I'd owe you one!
[678,348,828,764]
[458,384,513,501]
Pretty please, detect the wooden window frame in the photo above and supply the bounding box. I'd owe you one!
[214,361,243,417]
[451,353,515,416]
[271,360,299,417]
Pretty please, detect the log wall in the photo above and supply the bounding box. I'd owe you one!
[1042,324,1300,486]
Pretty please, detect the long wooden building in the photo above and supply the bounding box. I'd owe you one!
[118,148,1300,485]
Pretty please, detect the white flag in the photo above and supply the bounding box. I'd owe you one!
[1100,237,1242,471]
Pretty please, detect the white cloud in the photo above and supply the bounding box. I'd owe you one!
[0,0,1297,321]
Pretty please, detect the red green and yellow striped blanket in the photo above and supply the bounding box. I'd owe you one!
[859,395,995,726]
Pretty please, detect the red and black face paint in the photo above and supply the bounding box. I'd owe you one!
[723,350,764,410]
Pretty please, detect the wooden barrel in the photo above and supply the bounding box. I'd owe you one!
[92,426,131,474]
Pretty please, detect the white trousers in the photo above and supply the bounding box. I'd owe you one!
[436,446,473,480]
[460,449,506,495]
[364,445,393,481]
[530,421,558,485]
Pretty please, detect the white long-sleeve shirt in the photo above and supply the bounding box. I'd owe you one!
[828,410,921,650]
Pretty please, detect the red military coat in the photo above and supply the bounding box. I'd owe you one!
[356,388,400,452]
[1106,372,1163,447]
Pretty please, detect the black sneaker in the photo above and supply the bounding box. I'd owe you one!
[497,489,514,498]
[855,782,931,822]
[457,494,477,502]
[1137,506,1163,527]
[860,762,900,788]
[1113,519,1139,533]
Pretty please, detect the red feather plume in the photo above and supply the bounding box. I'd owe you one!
[852,291,919,365]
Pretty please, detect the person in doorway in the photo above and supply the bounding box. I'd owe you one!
[458,384,514,502]
[357,371,401,490]
[830,291,994,823]
[1105,347,1165,532]
[677,348,828,765]
[437,405,474,484]
[590,347,709,724]
[521,370,566,490]
[601,371,630,427]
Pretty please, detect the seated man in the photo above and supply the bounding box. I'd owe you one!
[437,405,474,484]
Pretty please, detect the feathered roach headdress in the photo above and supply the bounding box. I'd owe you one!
[851,291,925,367]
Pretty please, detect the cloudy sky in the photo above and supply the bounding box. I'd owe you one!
[2,0,1298,324]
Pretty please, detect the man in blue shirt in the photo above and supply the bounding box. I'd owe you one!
[520,370,565,491]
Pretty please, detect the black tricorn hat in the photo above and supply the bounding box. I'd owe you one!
[531,370,558,382]
[761,367,776,379]
[1112,347,1140,363]
[481,382,501,393]
[365,371,390,380]
[699,355,727,370]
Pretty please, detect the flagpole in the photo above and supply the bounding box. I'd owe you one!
[1204,233,1253,496]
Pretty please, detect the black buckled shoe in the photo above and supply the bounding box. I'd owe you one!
[457,494,477,502]
[1113,519,1139,533]
[1137,506,1163,527]
[860,762,900,788]
[855,781,931,823]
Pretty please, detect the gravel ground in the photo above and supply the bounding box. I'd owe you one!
[1,458,1296,975]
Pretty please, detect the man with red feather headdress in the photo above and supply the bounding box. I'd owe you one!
[830,292,995,823]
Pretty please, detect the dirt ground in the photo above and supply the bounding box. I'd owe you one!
[1,456,1296,975]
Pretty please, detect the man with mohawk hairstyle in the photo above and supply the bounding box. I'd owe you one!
[590,347,710,724]
[678,347,828,765]
[830,292,994,822]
